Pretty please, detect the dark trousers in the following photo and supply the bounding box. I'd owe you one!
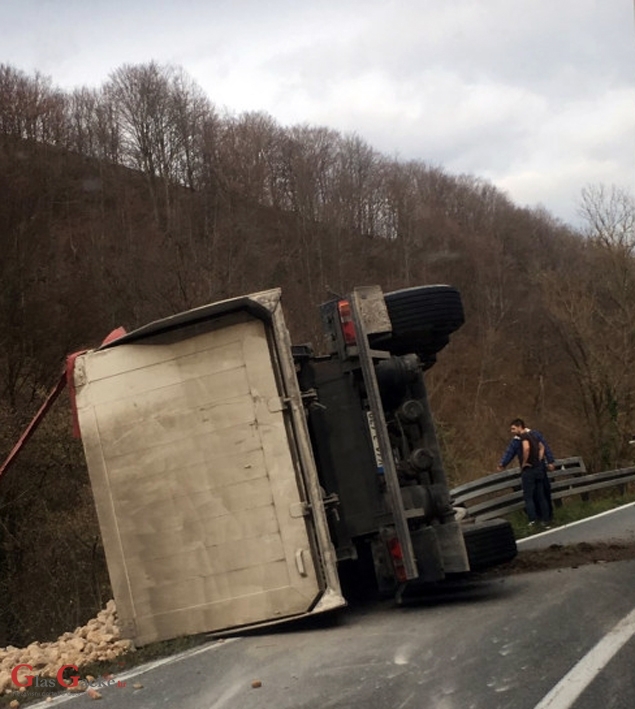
[538,468,553,522]
[521,466,550,522]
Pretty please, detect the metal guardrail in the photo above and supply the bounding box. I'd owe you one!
[450,457,635,521]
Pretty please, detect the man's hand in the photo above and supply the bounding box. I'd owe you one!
[496,465,504,472]
[547,463,555,472]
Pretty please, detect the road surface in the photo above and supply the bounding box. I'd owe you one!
[518,501,635,551]
[26,504,635,709]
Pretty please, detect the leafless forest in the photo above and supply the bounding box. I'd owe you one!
[1,61,634,645]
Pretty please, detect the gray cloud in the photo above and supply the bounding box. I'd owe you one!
[2,0,634,226]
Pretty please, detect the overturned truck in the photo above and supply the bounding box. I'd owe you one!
[71,285,516,645]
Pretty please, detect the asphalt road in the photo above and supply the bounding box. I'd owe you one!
[518,501,635,551]
[29,505,635,709]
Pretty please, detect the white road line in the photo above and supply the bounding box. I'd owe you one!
[27,637,238,708]
[517,500,635,546]
[534,606,635,709]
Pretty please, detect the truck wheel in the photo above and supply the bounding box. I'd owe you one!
[462,519,517,571]
[371,285,464,357]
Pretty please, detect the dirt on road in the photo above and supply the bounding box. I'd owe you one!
[484,539,635,577]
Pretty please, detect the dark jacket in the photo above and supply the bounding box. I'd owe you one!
[498,429,554,468]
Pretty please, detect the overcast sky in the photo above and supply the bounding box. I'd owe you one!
[3,0,635,227]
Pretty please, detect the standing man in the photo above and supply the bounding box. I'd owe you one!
[497,418,555,525]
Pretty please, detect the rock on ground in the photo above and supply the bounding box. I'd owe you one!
[0,600,133,696]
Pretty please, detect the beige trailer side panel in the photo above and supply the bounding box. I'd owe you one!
[74,313,328,645]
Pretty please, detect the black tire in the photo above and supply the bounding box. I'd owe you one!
[371,285,464,357]
[385,285,464,335]
[462,518,517,571]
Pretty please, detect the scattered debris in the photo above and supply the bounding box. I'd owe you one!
[0,600,132,695]
[480,540,635,577]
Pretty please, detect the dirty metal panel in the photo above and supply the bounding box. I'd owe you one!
[353,285,392,336]
[75,313,328,645]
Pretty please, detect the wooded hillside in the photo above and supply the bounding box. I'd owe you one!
[1,61,634,646]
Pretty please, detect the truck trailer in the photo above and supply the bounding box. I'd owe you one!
[71,285,516,645]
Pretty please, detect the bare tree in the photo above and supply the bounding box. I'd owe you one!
[215,111,284,205]
[169,69,214,190]
[0,65,66,145]
[579,184,635,252]
[540,185,635,468]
